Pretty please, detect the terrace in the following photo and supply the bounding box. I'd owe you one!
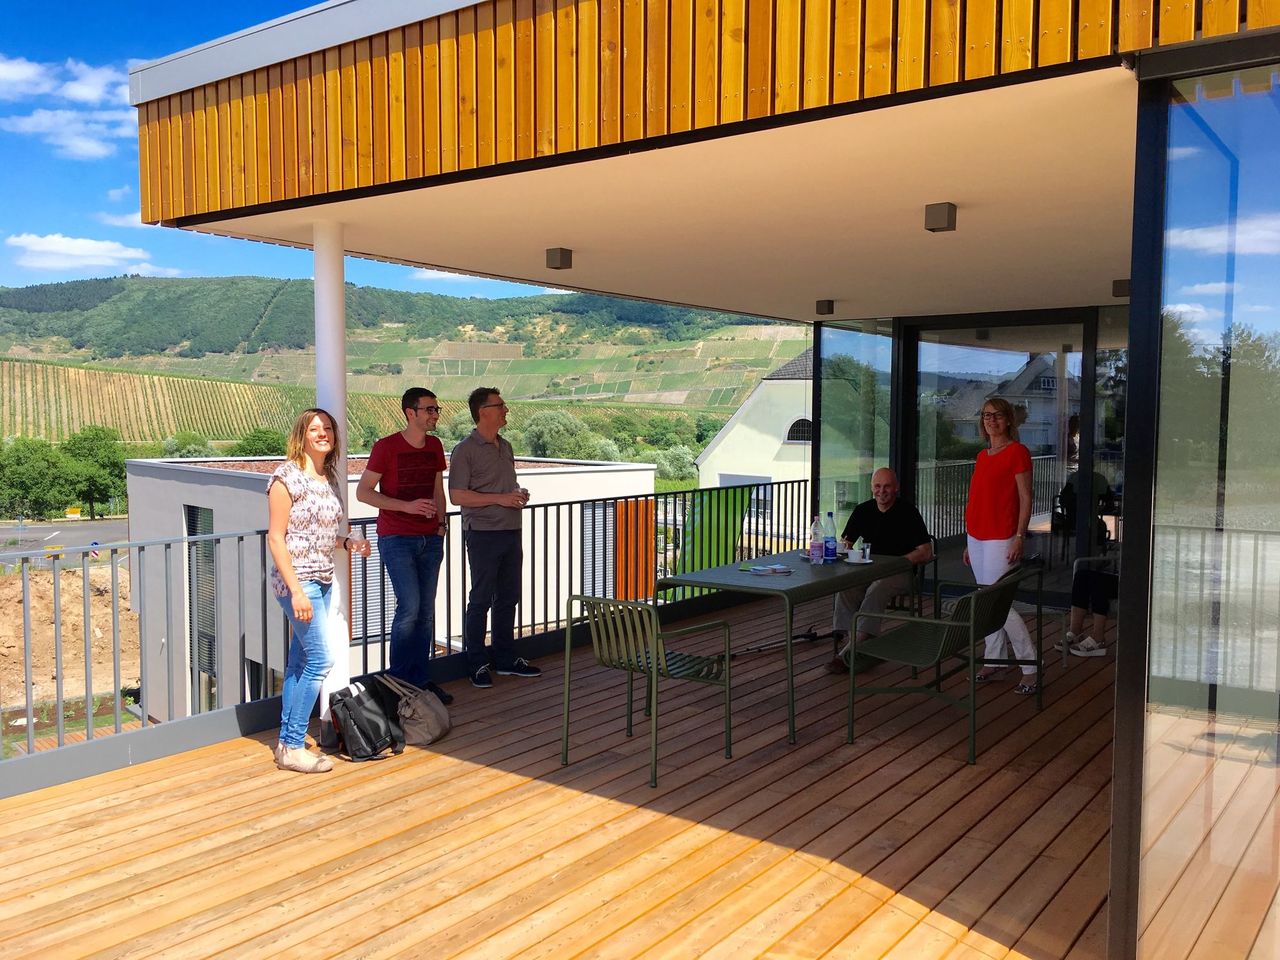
[0,596,1120,959]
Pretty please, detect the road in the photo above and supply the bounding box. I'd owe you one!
[0,519,131,557]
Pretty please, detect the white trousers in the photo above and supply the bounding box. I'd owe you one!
[966,535,1036,676]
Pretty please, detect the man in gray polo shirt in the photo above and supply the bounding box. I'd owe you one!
[448,387,542,688]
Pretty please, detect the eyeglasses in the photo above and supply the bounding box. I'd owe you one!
[413,405,441,414]
[980,412,1007,421]
[481,402,508,410]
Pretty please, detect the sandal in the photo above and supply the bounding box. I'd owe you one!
[1014,682,1040,696]
[1069,636,1107,657]
[974,668,1004,682]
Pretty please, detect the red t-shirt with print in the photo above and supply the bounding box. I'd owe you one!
[365,432,447,537]
[965,441,1032,540]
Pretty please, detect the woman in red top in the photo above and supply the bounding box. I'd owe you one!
[964,397,1037,693]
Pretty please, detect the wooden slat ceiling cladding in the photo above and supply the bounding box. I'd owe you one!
[136,0,1280,225]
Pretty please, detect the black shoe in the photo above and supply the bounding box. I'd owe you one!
[495,657,541,678]
[471,665,493,689]
[426,681,454,705]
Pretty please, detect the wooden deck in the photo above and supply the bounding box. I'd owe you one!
[0,596,1119,959]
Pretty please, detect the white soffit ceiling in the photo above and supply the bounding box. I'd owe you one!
[189,66,1138,323]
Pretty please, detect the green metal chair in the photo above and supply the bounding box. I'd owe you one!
[562,595,732,787]
[846,566,1038,765]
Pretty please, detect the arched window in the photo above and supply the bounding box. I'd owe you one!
[785,418,813,443]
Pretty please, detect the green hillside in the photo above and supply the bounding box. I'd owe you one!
[0,276,810,412]
[0,276,766,358]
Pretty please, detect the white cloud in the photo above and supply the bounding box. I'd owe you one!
[0,54,56,101]
[95,210,149,229]
[5,232,150,270]
[409,268,473,283]
[536,287,573,295]
[1164,302,1224,325]
[0,107,135,159]
[1167,146,1202,161]
[1240,304,1273,314]
[59,60,129,106]
[125,263,182,277]
[106,185,132,202]
[1178,282,1238,295]
[1166,213,1280,256]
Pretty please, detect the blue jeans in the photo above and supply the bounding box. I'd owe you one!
[379,533,445,688]
[277,580,336,749]
[463,529,522,673]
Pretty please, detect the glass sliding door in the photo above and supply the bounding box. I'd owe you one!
[816,320,892,522]
[914,322,1087,575]
[1139,64,1280,958]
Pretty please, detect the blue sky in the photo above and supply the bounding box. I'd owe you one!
[0,1,555,297]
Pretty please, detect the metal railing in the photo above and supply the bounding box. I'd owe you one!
[1149,522,1280,705]
[0,530,281,761]
[346,478,811,667]
[916,454,1058,540]
[1,478,810,765]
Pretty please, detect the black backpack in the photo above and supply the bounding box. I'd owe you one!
[328,679,405,761]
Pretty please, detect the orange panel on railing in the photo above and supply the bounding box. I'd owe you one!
[615,499,657,600]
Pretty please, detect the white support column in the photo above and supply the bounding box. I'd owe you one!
[313,220,350,739]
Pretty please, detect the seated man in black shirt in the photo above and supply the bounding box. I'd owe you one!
[826,467,933,674]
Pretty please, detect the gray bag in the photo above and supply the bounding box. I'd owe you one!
[375,674,451,746]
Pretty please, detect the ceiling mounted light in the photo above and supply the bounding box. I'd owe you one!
[546,247,573,270]
[815,299,835,316]
[924,202,957,233]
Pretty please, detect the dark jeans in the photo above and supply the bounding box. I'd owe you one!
[379,533,444,688]
[463,528,522,673]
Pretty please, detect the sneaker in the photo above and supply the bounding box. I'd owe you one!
[1069,636,1108,657]
[471,665,494,688]
[426,681,454,705]
[496,657,541,678]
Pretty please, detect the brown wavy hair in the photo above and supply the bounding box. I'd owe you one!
[285,408,341,482]
[978,396,1019,443]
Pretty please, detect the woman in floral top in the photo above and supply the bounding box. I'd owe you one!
[267,408,371,773]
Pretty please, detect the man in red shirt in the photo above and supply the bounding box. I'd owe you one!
[357,388,452,704]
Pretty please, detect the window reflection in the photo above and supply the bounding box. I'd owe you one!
[1141,64,1280,959]
[817,322,892,518]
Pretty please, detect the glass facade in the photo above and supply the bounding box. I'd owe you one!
[1140,65,1280,957]
[916,323,1084,554]
[816,321,892,520]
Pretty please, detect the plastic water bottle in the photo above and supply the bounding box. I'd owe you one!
[823,512,838,564]
[809,516,824,565]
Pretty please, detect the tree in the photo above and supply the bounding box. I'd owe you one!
[228,427,287,457]
[655,445,698,481]
[695,413,723,444]
[163,431,218,458]
[0,437,74,519]
[61,425,126,519]
[523,410,607,460]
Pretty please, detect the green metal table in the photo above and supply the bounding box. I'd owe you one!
[657,550,912,744]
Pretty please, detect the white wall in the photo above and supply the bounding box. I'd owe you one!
[697,379,812,489]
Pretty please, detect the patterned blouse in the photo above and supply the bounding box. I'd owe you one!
[267,460,344,598]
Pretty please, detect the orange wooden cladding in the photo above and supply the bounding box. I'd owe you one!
[138,0,1269,223]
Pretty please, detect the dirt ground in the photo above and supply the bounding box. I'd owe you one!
[0,566,140,707]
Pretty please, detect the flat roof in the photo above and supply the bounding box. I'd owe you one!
[129,0,471,105]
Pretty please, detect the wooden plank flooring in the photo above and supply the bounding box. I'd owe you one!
[0,596,1122,959]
